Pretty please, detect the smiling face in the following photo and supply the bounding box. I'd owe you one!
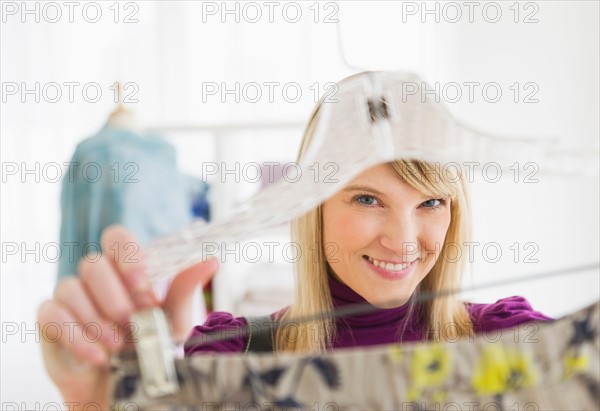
[321,163,452,308]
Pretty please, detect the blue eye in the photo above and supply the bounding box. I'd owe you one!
[354,194,379,207]
[422,198,447,210]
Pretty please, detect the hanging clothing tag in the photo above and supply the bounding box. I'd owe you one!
[132,308,180,398]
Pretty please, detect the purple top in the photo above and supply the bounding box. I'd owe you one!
[185,275,554,356]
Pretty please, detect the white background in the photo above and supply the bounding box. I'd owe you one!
[1,0,599,406]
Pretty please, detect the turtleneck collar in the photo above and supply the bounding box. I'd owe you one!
[326,272,416,329]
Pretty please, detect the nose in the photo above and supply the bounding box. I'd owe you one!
[378,212,420,259]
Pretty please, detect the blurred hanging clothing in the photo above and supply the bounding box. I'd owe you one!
[186,174,211,222]
[57,122,200,283]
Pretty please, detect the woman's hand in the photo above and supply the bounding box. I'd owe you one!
[37,225,219,409]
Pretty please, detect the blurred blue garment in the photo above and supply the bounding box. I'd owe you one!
[184,174,211,222]
[57,122,195,283]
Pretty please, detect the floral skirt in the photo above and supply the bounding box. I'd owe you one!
[108,301,599,411]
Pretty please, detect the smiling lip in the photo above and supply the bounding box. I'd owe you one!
[363,255,416,281]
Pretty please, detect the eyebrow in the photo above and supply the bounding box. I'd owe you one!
[342,185,386,196]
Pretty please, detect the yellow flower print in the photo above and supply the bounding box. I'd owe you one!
[471,345,539,396]
[407,344,451,401]
[563,349,590,379]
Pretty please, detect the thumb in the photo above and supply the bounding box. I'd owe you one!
[162,257,219,341]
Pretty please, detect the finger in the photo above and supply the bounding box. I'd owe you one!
[54,277,123,351]
[100,224,158,309]
[79,253,135,326]
[163,257,219,341]
[38,300,108,368]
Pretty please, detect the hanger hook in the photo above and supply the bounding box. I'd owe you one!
[335,1,368,73]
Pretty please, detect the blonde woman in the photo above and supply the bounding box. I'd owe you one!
[186,100,552,355]
[39,72,552,407]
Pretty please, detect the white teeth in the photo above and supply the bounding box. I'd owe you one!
[368,256,410,271]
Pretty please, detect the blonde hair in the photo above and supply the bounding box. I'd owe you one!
[274,78,474,353]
